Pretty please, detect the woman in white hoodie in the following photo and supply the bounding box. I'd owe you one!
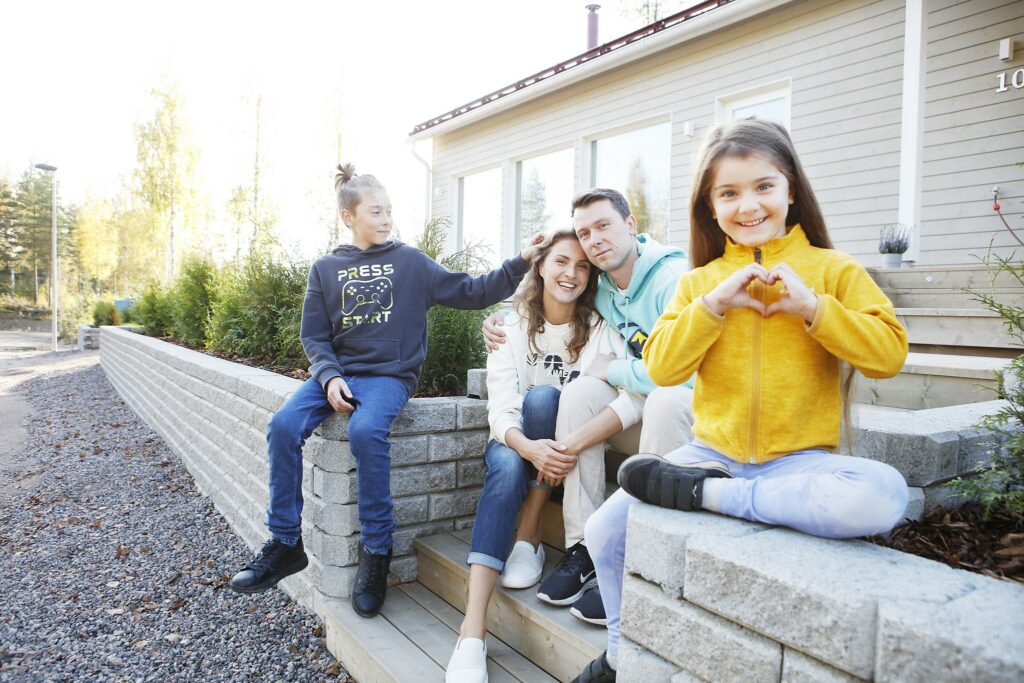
[446,229,642,683]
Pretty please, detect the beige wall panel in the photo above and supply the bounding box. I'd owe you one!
[921,0,1024,265]
[431,0,907,265]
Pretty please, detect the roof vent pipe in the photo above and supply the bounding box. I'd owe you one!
[586,4,601,50]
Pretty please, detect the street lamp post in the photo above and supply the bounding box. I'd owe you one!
[34,163,58,352]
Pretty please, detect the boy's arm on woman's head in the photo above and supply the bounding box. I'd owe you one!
[806,259,908,379]
[427,254,529,310]
[300,265,345,388]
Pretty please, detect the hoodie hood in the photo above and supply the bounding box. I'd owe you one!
[597,234,686,300]
[333,239,403,257]
[594,233,691,394]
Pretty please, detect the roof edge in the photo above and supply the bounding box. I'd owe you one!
[409,0,795,141]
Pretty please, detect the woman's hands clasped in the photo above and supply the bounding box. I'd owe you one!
[520,438,577,487]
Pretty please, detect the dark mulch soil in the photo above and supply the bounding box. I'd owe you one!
[151,335,310,380]
[871,503,1024,585]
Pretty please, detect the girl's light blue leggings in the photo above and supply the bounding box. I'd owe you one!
[585,441,909,661]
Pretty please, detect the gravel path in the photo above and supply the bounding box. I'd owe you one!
[0,359,351,682]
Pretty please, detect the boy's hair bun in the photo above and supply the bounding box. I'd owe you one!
[335,162,385,215]
[335,163,357,193]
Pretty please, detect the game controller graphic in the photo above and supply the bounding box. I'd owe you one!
[340,276,394,315]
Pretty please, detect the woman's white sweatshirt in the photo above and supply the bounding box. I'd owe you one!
[486,309,643,446]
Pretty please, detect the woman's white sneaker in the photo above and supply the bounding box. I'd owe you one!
[445,636,488,683]
[501,541,545,589]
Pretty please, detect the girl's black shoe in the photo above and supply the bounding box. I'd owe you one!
[571,651,616,683]
[229,538,308,594]
[352,543,392,617]
[617,455,732,511]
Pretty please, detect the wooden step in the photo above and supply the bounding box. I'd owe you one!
[871,264,1024,309]
[415,530,605,682]
[896,308,1013,349]
[853,351,1007,409]
[321,583,556,682]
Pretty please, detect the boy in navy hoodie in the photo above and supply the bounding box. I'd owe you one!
[229,164,539,618]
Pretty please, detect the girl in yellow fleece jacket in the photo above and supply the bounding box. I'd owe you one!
[575,119,909,682]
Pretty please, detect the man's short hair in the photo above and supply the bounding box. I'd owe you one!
[571,188,631,221]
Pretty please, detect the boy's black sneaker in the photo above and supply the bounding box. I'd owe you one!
[570,583,607,626]
[537,541,596,606]
[617,454,732,511]
[571,651,616,683]
[228,538,308,594]
[352,544,392,618]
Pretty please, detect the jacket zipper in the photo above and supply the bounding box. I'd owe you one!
[748,248,763,464]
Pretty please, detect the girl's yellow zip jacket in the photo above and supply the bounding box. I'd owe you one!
[643,225,908,464]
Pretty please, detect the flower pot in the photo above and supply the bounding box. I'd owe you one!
[882,252,904,268]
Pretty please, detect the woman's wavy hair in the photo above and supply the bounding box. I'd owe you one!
[689,118,832,268]
[513,228,599,364]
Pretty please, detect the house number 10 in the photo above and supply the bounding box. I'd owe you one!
[997,69,1024,92]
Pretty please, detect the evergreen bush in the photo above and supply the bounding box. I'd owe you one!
[951,252,1024,517]
[92,299,122,327]
[170,255,217,346]
[415,217,497,396]
[135,281,174,337]
[206,251,308,362]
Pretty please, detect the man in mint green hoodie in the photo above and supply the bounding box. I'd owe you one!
[483,188,693,633]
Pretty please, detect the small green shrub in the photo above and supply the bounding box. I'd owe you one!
[170,255,217,346]
[92,299,122,326]
[206,252,308,362]
[136,281,174,337]
[415,217,496,396]
[951,252,1024,517]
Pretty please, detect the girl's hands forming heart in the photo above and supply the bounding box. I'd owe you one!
[703,262,818,323]
[703,264,770,317]
[764,262,818,322]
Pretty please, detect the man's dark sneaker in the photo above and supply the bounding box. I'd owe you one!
[571,651,616,683]
[537,541,596,606]
[228,538,308,594]
[351,544,392,618]
[617,454,732,511]
[570,583,607,626]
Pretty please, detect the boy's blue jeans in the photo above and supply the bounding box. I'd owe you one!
[467,384,560,571]
[266,375,409,553]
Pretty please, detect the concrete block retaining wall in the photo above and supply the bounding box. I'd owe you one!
[619,505,1024,682]
[99,326,488,611]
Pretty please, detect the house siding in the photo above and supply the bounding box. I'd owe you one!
[429,0,1024,267]
[921,0,1024,266]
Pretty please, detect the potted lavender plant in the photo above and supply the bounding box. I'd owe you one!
[879,224,911,268]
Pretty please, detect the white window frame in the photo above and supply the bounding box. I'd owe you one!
[453,164,506,265]
[513,143,575,247]
[715,78,792,129]
[582,114,674,243]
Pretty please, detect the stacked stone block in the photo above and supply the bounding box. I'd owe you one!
[77,323,100,350]
[100,326,488,611]
[619,505,1024,682]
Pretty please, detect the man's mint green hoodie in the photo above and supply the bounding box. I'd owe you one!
[597,234,691,396]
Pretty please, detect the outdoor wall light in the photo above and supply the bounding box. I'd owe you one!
[999,38,1014,61]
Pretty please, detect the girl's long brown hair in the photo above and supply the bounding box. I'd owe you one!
[513,229,599,364]
[689,118,832,268]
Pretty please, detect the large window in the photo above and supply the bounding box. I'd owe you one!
[515,147,574,244]
[590,121,671,243]
[717,80,791,129]
[457,167,503,268]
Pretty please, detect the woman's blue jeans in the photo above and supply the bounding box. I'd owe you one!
[265,375,409,553]
[467,384,561,571]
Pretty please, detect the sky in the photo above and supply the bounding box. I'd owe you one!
[0,0,650,260]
